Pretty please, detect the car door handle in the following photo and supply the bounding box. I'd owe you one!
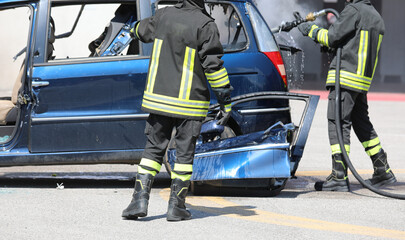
[32,81,49,87]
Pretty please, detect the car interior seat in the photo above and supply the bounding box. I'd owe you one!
[89,4,138,56]
[0,67,23,125]
[0,17,55,126]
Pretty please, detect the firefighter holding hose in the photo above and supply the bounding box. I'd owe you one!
[298,0,396,191]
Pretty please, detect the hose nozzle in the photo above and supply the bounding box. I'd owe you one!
[306,10,327,22]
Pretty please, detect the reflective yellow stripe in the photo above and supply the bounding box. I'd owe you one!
[138,166,157,176]
[327,70,372,92]
[206,68,230,88]
[205,68,227,78]
[357,30,369,76]
[135,179,144,190]
[142,99,208,117]
[207,71,227,80]
[336,160,346,170]
[308,24,319,39]
[146,38,163,93]
[331,144,350,155]
[135,22,140,39]
[179,47,196,100]
[317,29,329,47]
[171,171,191,181]
[144,92,210,109]
[372,34,383,78]
[366,145,382,157]
[362,137,380,148]
[224,103,232,113]
[209,76,230,88]
[173,163,193,172]
[177,187,188,197]
[140,158,162,172]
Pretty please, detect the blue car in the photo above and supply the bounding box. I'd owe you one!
[0,0,318,195]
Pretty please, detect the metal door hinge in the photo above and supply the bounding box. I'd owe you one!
[17,93,31,105]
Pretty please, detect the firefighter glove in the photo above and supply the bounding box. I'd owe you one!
[216,107,231,126]
[298,22,314,36]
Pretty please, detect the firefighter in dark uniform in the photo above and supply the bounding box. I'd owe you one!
[122,0,233,220]
[298,0,396,191]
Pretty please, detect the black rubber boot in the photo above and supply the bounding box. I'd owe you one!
[122,173,154,219]
[167,178,191,221]
[315,154,350,192]
[365,149,397,187]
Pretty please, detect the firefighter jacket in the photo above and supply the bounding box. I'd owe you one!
[308,0,384,93]
[132,0,232,120]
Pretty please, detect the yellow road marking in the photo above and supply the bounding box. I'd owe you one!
[295,169,405,177]
[159,188,405,239]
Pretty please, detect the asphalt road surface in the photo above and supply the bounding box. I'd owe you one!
[0,97,404,240]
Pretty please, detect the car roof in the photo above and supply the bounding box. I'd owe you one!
[1,0,34,4]
[1,0,254,5]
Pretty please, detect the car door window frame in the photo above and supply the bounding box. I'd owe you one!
[34,0,152,67]
[0,3,35,148]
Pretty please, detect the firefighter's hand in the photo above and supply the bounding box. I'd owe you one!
[216,108,231,126]
[298,22,313,36]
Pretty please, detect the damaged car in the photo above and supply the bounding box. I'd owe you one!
[0,0,318,195]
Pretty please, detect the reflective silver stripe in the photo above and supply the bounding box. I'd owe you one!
[327,77,370,91]
[328,70,372,84]
[209,76,230,88]
[179,47,196,100]
[205,68,227,80]
[147,38,163,93]
[357,30,368,76]
[372,34,383,78]
[143,92,209,109]
[328,70,372,86]
[142,99,208,117]
[317,29,329,47]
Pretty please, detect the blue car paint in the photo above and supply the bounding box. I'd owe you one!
[168,122,294,181]
[0,0,292,167]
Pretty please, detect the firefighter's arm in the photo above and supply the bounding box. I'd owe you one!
[298,6,358,48]
[130,10,162,43]
[199,22,233,125]
[199,22,233,111]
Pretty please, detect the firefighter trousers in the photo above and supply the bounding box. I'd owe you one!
[327,88,381,156]
[139,113,202,178]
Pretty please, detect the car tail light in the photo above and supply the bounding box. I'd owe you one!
[263,52,287,88]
